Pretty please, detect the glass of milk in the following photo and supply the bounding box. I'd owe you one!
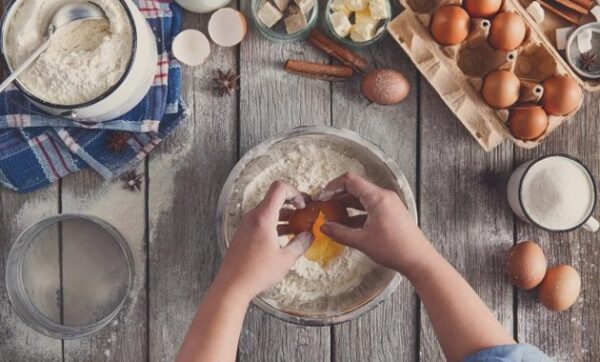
[507,154,599,232]
[175,0,231,13]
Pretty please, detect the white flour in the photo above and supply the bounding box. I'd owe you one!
[5,0,133,105]
[521,156,594,230]
[241,144,377,308]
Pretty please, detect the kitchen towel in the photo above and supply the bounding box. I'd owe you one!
[0,0,188,193]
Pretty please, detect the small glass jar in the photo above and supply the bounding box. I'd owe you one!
[251,0,318,43]
[324,0,391,48]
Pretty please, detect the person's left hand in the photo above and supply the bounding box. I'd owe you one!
[214,181,314,301]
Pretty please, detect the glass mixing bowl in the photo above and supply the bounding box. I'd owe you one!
[215,126,417,325]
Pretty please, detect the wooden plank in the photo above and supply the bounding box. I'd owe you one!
[515,93,600,361]
[0,187,62,361]
[331,38,419,361]
[147,11,239,362]
[237,2,331,359]
[418,79,515,360]
[59,167,147,361]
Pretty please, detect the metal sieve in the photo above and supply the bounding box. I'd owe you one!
[5,214,134,339]
[216,126,418,325]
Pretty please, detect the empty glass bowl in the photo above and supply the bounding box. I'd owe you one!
[5,214,134,339]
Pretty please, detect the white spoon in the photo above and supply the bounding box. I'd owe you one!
[0,2,108,93]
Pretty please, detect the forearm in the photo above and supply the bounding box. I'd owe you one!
[405,242,515,362]
[176,277,251,362]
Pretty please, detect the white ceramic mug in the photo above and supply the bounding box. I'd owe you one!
[507,154,599,233]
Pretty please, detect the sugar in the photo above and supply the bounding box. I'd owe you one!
[521,156,594,230]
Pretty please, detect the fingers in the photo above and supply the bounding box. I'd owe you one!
[315,172,380,208]
[258,181,305,219]
[284,232,314,258]
[320,222,363,248]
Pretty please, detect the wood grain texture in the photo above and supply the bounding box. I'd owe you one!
[147,10,239,362]
[59,167,147,361]
[515,92,600,362]
[331,36,419,362]
[0,187,62,361]
[237,1,331,359]
[418,79,515,361]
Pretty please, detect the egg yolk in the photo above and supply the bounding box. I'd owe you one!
[304,211,345,267]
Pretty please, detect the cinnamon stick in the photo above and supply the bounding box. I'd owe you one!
[553,0,589,14]
[307,30,367,72]
[570,0,594,10]
[284,59,354,81]
[538,0,583,24]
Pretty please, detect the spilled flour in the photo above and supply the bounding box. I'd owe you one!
[241,144,377,308]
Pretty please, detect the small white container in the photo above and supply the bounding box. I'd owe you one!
[0,0,158,123]
[175,0,231,14]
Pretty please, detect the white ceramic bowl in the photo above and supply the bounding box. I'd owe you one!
[0,0,157,122]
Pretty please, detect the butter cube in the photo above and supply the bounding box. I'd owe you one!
[273,0,289,12]
[350,22,375,42]
[295,0,315,14]
[592,6,600,21]
[284,12,307,33]
[369,0,388,19]
[330,11,352,38]
[257,2,283,28]
[577,29,593,53]
[354,9,378,26]
[555,26,575,50]
[345,0,368,12]
[330,0,351,15]
[526,1,544,23]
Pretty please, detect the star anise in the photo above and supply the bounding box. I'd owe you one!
[213,69,240,97]
[107,132,131,152]
[121,171,143,192]
[579,52,598,72]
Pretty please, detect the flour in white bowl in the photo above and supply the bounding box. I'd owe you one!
[241,144,378,308]
[5,0,133,105]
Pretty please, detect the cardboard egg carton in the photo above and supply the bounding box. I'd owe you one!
[387,0,596,151]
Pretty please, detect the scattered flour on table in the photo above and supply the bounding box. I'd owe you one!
[12,121,193,356]
[5,0,133,105]
[241,144,377,308]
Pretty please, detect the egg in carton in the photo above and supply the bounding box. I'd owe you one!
[387,0,589,151]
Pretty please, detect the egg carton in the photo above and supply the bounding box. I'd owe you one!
[387,0,596,151]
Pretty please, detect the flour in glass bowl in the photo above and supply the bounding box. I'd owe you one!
[4,0,133,105]
[242,144,378,309]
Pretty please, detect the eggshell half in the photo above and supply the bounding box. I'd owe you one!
[172,30,211,67]
[209,8,248,47]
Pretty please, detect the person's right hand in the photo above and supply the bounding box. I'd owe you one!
[316,172,433,277]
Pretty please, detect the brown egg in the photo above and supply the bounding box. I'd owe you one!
[288,200,349,235]
[463,0,502,18]
[361,69,410,105]
[542,75,582,116]
[489,12,526,51]
[482,70,520,109]
[430,5,471,46]
[506,241,547,290]
[508,105,548,141]
[538,265,581,312]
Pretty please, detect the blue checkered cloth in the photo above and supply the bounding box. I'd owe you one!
[0,0,187,193]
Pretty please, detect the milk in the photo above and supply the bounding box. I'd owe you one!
[175,0,231,13]
[507,155,599,232]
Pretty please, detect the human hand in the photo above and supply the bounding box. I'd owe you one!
[316,172,433,277]
[214,181,314,301]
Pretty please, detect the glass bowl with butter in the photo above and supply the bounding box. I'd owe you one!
[325,0,391,48]
[252,0,318,42]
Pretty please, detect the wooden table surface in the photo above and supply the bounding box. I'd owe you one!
[1,3,599,361]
